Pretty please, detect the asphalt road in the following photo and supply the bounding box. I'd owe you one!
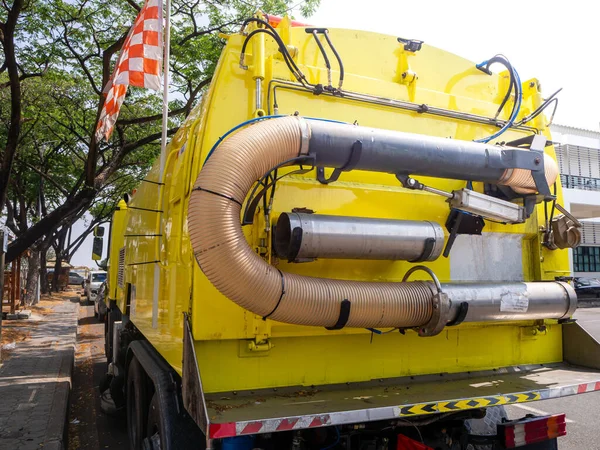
[66,298,600,450]
[68,294,128,450]
[505,308,600,450]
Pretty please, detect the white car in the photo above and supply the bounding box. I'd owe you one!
[85,270,107,304]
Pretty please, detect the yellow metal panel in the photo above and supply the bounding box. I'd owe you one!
[196,323,562,393]
[116,24,571,388]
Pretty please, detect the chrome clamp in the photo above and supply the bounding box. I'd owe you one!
[402,265,450,337]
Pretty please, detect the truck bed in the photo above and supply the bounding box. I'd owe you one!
[183,322,600,439]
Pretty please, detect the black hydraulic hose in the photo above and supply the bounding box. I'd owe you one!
[240,17,280,35]
[240,28,313,88]
[479,55,516,120]
[516,88,562,126]
[323,29,345,90]
[311,30,332,87]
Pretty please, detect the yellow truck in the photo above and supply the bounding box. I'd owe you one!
[97,14,600,450]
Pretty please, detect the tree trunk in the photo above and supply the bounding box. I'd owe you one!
[24,250,40,305]
[5,187,96,264]
[40,248,49,295]
[0,0,25,211]
[52,255,61,292]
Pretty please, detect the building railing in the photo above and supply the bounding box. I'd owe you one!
[561,174,600,192]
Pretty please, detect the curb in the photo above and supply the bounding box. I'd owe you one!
[577,299,600,308]
[43,299,78,450]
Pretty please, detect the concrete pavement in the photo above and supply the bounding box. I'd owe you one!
[0,295,78,450]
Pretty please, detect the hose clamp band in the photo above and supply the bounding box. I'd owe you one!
[402,266,450,337]
[556,281,578,319]
[297,116,311,155]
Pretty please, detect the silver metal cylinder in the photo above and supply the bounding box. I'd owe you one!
[443,281,577,323]
[274,213,445,262]
[255,78,262,111]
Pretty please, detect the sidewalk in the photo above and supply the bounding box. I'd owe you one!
[0,294,79,450]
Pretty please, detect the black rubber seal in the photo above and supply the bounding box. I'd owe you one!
[287,227,303,262]
[409,237,436,262]
[326,299,351,330]
[447,302,469,327]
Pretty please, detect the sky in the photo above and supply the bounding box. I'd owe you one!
[305,0,600,130]
[70,0,600,267]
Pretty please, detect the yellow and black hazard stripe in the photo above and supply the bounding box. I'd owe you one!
[397,391,541,417]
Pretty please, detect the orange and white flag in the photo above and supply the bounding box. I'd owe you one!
[96,0,163,142]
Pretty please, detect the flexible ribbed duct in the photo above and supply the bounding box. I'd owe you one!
[188,117,564,329]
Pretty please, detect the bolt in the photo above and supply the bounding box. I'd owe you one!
[530,81,535,88]
[402,72,407,79]
[534,157,541,165]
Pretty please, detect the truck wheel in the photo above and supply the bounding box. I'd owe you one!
[144,393,164,450]
[143,391,206,450]
[98,303,106,323]
[127,358,151,450]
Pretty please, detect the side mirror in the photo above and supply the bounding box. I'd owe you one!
[92,236,103,261]
[92,226,105,261]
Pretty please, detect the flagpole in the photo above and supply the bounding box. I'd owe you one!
[153,0,170,329]
[160,0,171,164]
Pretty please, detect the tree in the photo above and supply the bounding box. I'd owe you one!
[2,0,319,264]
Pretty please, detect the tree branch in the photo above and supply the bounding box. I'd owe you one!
[15,156,69,196]
[0,71,43,89]
[117,77,210,125]
[178,21,237,46]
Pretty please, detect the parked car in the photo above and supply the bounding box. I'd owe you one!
[84,270,107,304]
[574,277,600,298]
[68,271,85,286]
[46,269,68,290]
[94,281,107,322]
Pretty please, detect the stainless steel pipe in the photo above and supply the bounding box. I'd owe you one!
[444,281,577,323]
[274,213,445,262]
[188,116,571,332]
[308,120,558,194]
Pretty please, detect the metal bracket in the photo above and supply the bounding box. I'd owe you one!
[397,37,424,52]
[402,266,450,337]
[505,134,553,149]
[317,140,362,184]
[547,204,582,250]
[491,136,551,197]
[182,313,210,436]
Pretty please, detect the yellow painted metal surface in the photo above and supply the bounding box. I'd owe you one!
[112,20,570,392]
[107,199,127,309]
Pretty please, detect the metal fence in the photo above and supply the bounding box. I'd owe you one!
[560,174,600,191]
[556,143,600,192]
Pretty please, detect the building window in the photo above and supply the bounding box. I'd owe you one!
[574,246,600,272]
[556,143,600,191]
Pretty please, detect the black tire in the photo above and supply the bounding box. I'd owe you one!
[98,306,106,323]
[127,358,151,450]
[144,393,164,450]
[143,391,205,450]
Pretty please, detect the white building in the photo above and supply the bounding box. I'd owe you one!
[552,124,600,278]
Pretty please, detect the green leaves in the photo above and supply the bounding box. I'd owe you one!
[2,0,320,257]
